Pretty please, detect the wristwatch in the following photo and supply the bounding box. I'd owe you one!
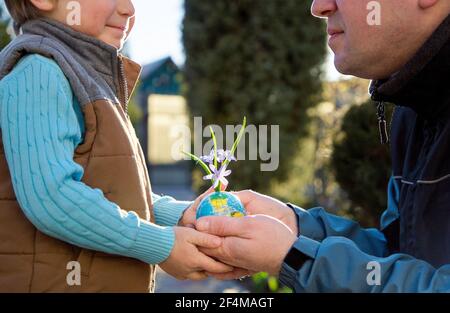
[283,243,312,271]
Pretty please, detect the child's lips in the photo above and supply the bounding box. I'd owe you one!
[106,25,127,37]
[107,25,127,32]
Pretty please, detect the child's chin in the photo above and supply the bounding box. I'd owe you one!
[103,39,122,50]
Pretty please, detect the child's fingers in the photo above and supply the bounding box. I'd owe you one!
[220,183,228,191]
[186,271,209,281]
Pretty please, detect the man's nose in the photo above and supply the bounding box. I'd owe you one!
[311,0,338,18]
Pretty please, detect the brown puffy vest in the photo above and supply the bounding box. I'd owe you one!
[0,18,156,292]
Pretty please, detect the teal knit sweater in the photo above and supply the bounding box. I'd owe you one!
[0,54,191,264]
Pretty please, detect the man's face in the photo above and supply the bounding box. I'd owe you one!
[311,0,446,79]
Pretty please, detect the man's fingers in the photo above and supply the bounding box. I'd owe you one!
[199,247,226,261]
[197,253,234,274]
[196,216,245,236]
[189,230,223,248]
[199,245,240,268]
[206,268,252,281]
[231,189,256,205]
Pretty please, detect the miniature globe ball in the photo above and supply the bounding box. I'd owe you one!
[196,192,246,219]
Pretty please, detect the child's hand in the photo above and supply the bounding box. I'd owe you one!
[159,226,233,280]
[179,184,227,228]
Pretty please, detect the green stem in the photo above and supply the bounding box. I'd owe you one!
[182,151,214,186]
[223,116,247,168]
[210,126,220,192]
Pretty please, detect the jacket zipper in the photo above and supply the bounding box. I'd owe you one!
[371,89,389,145]
[118,56,129,118]
[377,101,389,144]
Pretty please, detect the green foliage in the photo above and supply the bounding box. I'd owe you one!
[0,21,10,50]
[251,272,292,293]
[331,100,392,227]
[0,1,11,50]
[183,0,327,193]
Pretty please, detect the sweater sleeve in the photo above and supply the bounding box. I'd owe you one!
[152,193,192,226]
[0,54,174,265]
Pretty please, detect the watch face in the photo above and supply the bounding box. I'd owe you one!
[285,246,311,271]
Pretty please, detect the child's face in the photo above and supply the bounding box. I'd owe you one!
[36,0,135,50]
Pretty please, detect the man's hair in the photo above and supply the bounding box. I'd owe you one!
[4,0,43,31]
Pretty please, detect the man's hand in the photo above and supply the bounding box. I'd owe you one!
[159,226,233,280]
[232,190,299,235]
[196,215,297,277]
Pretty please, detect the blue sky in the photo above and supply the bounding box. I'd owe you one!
[128,0,185,66]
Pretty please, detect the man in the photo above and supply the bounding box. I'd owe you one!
[196,0,450,292]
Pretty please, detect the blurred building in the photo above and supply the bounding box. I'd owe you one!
[137,57,194,200]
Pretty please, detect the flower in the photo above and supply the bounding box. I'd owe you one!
[200,149,215,164]
[184,117,246,192]
[218,149,237,162]
[201,149,237,164]
[203,163,232,189]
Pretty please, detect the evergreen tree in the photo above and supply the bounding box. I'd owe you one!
[183,0,327,192]
[331,101,392,227]
[0,0,12,50]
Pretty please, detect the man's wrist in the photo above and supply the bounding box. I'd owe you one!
[286,203,300,236]
[279,236,320,289]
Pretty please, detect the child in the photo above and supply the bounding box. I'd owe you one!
[0,0,233,292]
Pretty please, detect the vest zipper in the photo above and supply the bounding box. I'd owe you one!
[118,56,129,118]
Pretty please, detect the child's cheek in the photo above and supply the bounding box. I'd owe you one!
[77,0,116,35]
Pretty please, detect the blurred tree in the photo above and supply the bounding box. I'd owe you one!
[183,0,327,193]
[0,0,11,50]
[331,100,392,227]
[272,78,370,211]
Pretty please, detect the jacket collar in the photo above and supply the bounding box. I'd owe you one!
[369,15,450,120]
[21,18,141,105]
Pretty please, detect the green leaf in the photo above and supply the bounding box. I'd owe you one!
[267,276,278,292]
[182,151,213,185]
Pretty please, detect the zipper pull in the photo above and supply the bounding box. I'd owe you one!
[377,101,389,144]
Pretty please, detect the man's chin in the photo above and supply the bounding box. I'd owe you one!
[333,55,354,76]
[333,56,372,79]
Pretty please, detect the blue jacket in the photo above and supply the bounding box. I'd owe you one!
[279,15,450,292]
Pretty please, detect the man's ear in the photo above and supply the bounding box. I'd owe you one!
[418,0,439,10]
[29,0,57,12]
